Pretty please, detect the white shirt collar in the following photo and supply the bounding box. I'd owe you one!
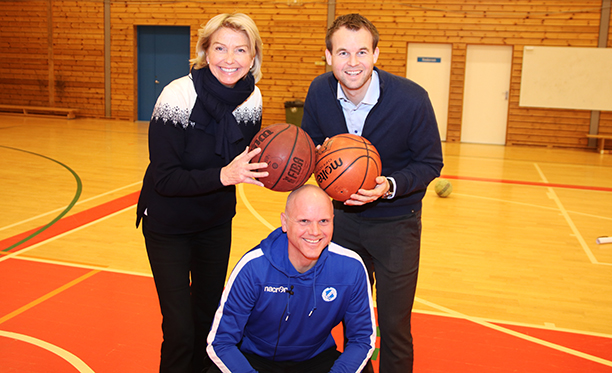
[337,70,380,107]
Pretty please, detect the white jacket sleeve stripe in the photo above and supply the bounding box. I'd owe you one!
[328,243,377,372]
[206,248,264,372]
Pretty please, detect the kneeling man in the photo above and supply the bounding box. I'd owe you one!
[207,184,376,373]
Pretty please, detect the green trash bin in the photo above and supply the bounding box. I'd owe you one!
[284,100,304,127]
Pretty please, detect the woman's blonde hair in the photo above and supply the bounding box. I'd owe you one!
[191,13,263,83]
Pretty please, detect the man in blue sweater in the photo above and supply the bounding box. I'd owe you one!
[206,184,376,373]
[301,13,444,373]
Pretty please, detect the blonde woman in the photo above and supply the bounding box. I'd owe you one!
[137,13,268,372]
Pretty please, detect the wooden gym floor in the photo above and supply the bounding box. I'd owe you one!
[1,114,612,372]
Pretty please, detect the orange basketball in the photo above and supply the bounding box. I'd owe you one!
[249,123,316,192]
[314,134,382,201]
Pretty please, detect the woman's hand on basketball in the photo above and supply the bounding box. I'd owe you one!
[220,147,269,187]
[314,137,330,151]
[344,176,389,206]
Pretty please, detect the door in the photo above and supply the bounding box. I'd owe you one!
[406,43,452,141]
[137,26,191,121]
[461,45,512,145]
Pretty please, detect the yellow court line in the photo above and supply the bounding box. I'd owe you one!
[237,184,276,231]
[415,297,612,368]
[0,206,136,264]
[14,255,153,278]
[0,181,142,232]
[0,269,100,325]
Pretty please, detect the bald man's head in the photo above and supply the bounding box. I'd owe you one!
[281,184,334,273]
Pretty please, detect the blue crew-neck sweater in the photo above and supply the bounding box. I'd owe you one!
[302,67,444,217]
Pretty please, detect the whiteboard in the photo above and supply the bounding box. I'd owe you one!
[519,46,612,111]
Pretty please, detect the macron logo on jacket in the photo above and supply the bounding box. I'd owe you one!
[263,286,291,294]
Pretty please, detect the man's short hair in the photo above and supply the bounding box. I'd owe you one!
[325,13,380,52]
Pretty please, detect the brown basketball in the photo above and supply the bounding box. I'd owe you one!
[249,123,316,192]
[314,134,382,201]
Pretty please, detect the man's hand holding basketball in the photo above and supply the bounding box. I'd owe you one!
[344,176,389,206]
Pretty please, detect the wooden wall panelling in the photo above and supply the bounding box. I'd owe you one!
[601,1,612,150]
[1,0,106,115]
[108,2,329,124]
[257,6,328,126]
[508,45,592,148]
[1,0,611,151]
[52,1,105,117]
[447,44,467,142]
[333,0,607,149]
[0,1,51,106]
[111,3,200,120]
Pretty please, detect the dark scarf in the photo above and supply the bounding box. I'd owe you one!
[190,66,255,160]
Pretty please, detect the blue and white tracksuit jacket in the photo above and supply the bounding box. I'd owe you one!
[207,228,376,373]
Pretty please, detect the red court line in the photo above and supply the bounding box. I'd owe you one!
[0,260,93,318]
[413,313,612,372]
[0,191,140,253]
[2,174,609,253]
[498,323,612,361]
[0,259,161,372]
[2,259,611,372]
[2,186,612,371]
[441,174,612,192]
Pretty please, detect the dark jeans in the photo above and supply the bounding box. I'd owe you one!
[333,208,422,373]
[143,219,232,373]
[207,348,341,373]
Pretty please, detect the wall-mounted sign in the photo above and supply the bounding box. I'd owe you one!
[417,57,441,63]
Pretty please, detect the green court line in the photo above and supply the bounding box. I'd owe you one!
[1,145,82,252]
